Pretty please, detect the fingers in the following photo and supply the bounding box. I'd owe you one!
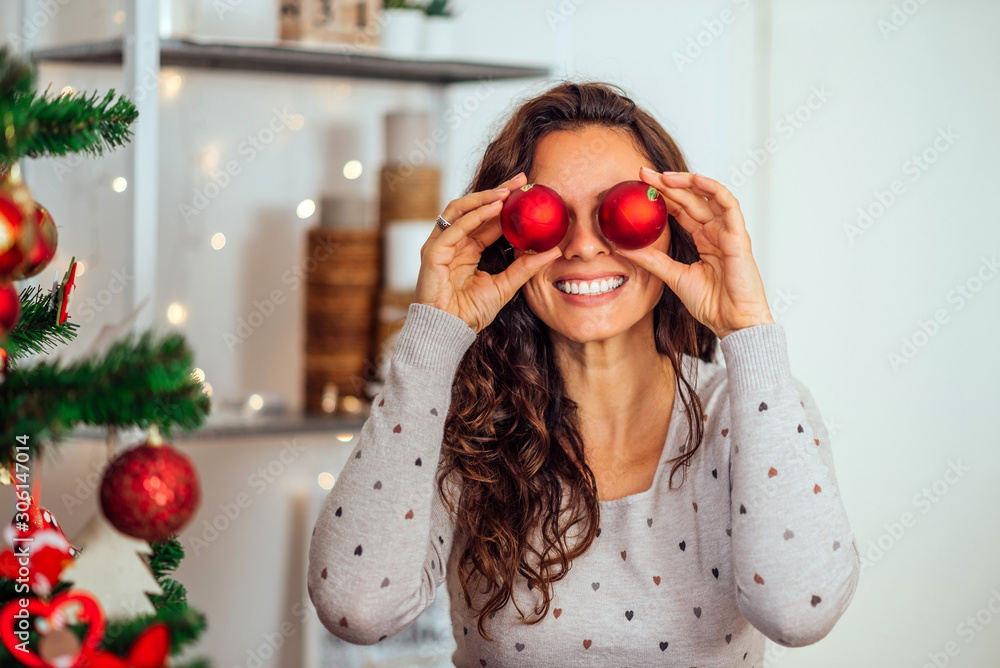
[468,215,504,249]
[638,169,745,235]
[436,196,506,248]
[428,172,528,243]
[614,245,687,292]
[492,245,563,303]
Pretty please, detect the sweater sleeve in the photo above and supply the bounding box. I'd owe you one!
[720,322,861,648]
[307,303,477,644]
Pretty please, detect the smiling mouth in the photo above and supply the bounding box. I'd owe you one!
[554,276,627,296]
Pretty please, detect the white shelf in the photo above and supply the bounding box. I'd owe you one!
[30,37,551,84]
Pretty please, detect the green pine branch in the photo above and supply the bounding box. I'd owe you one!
[149,537,185,581]
[0,46,32,98]
[0,48,138,163]
[0,331,211,461]
[149,538,190,614]
[101,605,208,657]
[4,284,79,364]
[0,587,208,664]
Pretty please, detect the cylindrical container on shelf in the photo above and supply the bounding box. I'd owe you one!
[307,228,381,287]
[379,9,425,56]
[303,227,381,414]
[320,195,372,230]
[422,16,457,58]
[385,111,432,166]
[383,219,434,292]
[379,165,441,223]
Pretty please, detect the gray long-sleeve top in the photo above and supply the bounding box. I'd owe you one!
[308,303,861,667]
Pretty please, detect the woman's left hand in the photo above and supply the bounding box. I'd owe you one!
[614,168,775,340]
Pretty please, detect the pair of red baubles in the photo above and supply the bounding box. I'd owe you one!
[500,180,668,253]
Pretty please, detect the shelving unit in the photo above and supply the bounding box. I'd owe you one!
[30,36,550,84]
[20,0,550,437]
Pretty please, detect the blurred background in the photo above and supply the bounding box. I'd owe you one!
[0,0,997,666]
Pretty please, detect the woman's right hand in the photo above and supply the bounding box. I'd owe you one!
[415,172,563,334]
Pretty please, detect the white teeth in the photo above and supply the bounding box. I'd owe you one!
[555,277,625,296]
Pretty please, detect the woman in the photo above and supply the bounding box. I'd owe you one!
[308,81,860,665]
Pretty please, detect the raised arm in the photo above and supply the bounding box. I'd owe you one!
[307,303,476,643]
[308,169,562,643]
[721,322,861,647]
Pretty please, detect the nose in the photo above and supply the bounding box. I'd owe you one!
[559,208,612,261]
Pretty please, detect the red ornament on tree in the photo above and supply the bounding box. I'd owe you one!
[0,171,38,278]
[0,283,20,336]
[12,202,58,280]
[56,260,77,326]
[100,440,201,542]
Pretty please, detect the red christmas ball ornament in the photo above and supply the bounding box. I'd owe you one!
[598,180,669,250]
[0,283,20,336]
[500,183,569,253]
[12,203,58,280]
[0,187,37,278]
[100,442,201,542]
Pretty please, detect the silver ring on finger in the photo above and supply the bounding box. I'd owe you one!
[435,215,452,231]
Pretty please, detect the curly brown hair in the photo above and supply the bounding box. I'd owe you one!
[435,80,718,641]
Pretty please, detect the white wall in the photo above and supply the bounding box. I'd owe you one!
[761,1,1000,666]
[2,1,998,666]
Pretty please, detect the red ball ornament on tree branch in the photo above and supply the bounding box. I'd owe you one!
[12,203,58,280]
[100,440,201,542]
[0,176,38,278]
[0,283,20,336]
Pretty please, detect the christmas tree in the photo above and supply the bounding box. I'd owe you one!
[0,46,212,667]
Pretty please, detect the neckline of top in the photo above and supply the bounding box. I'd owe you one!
[597,353,703,507]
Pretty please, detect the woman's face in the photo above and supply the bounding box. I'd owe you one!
[518,125,671,344]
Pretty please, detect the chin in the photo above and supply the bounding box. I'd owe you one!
[550,317,624,344]
[531,300,652,345]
